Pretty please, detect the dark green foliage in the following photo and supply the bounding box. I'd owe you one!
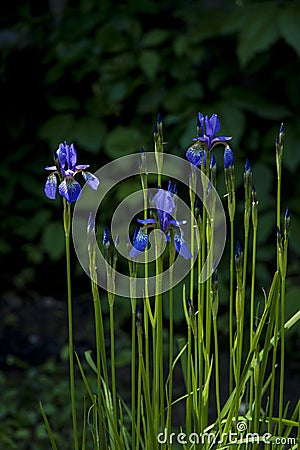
[1,0,300,292]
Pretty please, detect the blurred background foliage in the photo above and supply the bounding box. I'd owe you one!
[1,0,300,447]
[1,0,300,293]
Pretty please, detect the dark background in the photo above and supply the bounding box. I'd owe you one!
[1,0,300,448]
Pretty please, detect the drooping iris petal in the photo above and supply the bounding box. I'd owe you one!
[186,146,206,167]
[130,228,149,258]
[82,171,100,190]
[58,177,82,203]
[186,146,202,166]
[44,173,57,199]
[45,165,57,171]
[174,229,192,260]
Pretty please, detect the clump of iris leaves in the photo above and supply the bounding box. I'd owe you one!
[40,113,300,450]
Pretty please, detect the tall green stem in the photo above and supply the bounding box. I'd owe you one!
[249,196,258,428]
[109,304,117,422]
[166,240,175,443]
[63,201,79,450]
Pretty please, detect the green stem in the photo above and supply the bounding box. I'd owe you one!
[278,273,286,436]
[166,260,174,445]
[186,322,192,436]
[197,247,204,432]
[63,201,79,450]
[109,304,117,423]
[249,221,257,429]
[269,163,282,435]
[130,287,137,449]
[229,218,234,393]
[213,316,222,436]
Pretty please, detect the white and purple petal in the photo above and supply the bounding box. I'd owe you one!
[45,165,57,171]
[44,173,57,200]
[58,177,82,203]
[82,171,100,190]
[153,189,175,216]
[174,230,192,260]
[129,228,148,258]
[186,147,203,166]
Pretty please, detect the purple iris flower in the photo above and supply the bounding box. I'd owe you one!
[186,113,231,167]
[44,142,99,203]
[130,184,192,260]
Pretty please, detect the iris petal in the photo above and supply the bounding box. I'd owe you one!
[58,178,82,203]
[82,171,100,190]
[174,230,192,260]
[57,143,67,168]
[137,218,156,225]
[186,147,204,166]
[153,189,175,215]
[206,114,220,138]
[45,165,57,171]
[68,143,77,169]
[44,173,57,199]
[130,228,148,258]
[76,164,90,170]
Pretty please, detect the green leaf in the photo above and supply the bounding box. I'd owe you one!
[213,102,246,146]
[138,50,160,80]
[48,96,80,112]
[41,221,65,261]
[104,126,145,159]
[38,114,75,147]
[221,86,290,120]
[142,29,169,47]
[278,4,300,56]
[73,116,105,153]
[237,4,279,67]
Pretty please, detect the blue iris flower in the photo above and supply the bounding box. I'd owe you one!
[130,184,192,260]
[186,113,231,167]
[44,141,99,203]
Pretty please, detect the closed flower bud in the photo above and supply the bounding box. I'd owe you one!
[224,146,234,169]
[284,208,290,238]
